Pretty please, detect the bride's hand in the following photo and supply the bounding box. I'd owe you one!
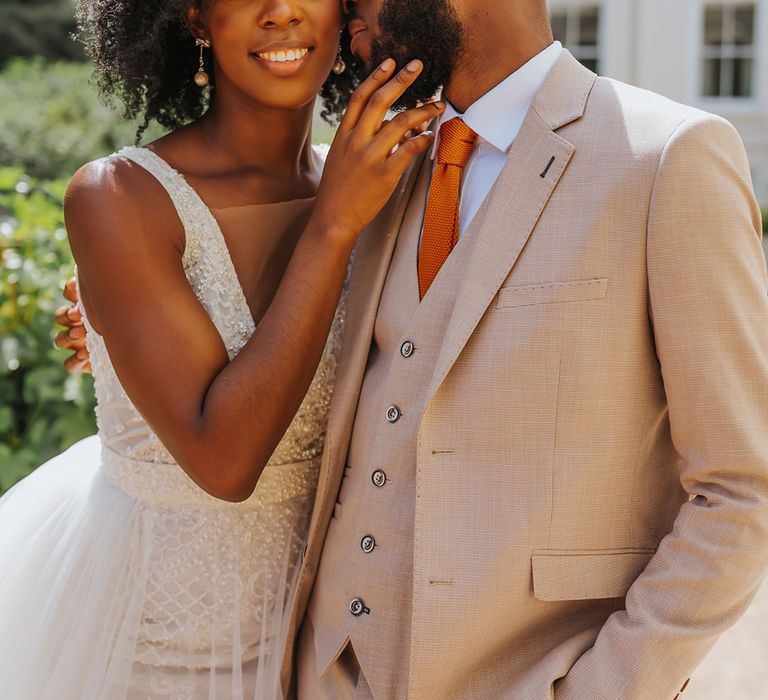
[314,58,445,239]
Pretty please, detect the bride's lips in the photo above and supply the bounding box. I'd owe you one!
[249,43,314,77]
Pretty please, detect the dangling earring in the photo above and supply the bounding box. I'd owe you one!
[332,45,346,75]
[194,38,211,87]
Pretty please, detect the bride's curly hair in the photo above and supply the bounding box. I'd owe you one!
[74,0,359,139]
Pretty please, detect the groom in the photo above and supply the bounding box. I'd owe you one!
[59,0,768,697]
[288,0,768,698]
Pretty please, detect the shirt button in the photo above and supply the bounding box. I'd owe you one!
[360,535,376,553]
[386,405,402,423]
[400,340,414,358]
[371,469,387,487]
[349,597,368,616]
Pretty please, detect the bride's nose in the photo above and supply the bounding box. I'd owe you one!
[259,0,303,29]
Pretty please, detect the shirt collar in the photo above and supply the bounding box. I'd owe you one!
[430,41,563,160]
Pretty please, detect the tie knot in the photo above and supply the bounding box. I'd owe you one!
[437,118,477,167]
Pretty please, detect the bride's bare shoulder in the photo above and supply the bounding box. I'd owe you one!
[66,152,160,215]
[64,152,183,251]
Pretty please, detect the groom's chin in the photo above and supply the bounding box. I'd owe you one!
[350,39,372,69]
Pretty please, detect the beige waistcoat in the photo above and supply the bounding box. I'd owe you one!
[282,51,768,700]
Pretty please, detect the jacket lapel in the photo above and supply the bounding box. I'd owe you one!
[423,51,597,405]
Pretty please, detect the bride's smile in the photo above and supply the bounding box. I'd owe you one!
[252,44,314,78]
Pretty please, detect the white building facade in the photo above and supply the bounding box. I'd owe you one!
[548,0,768,205]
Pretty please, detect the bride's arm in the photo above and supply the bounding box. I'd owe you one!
[65,61,444,503]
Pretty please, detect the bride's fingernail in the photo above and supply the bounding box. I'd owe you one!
[406,60,421,73]
[380,58,395,71]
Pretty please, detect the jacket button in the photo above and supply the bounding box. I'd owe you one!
[400,340,414,358]
[349,597,369,616]
[371,469,387,487]
[361,535,376,553]
[386,405,402,423]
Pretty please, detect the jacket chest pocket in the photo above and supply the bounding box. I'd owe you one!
[496,278,609,309]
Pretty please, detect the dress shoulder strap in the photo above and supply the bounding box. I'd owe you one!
[116,146,217,267]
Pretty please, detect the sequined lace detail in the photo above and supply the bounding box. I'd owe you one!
[77,144,345,675]
[133,458,318,668]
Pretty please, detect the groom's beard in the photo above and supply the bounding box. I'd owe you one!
[351,0,465,110]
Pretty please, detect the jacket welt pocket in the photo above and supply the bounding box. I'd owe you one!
[531,547,656,601]
[496,278,608,308]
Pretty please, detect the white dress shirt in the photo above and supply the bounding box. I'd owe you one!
[419,41,562,242]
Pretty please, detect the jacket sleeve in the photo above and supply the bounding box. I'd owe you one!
[556,113,768,699]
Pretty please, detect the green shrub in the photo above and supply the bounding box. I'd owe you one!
[0,58,165,180]
[0,0,84,66]
[0,167,95,493]
[0,58,339,181]
[762,208,767,235]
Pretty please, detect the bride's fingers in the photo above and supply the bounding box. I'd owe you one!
[384,130,436,178]
[338,58,397,133]
[355,60,424,138]
[373,101,444,158]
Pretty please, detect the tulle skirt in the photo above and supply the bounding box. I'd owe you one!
[0,436,316,699]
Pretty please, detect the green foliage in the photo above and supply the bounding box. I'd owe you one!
[762,208,767,235]
[0,58,337,181]
[0,0,84,65]
[0,167,95,493]
[0,58,165,180]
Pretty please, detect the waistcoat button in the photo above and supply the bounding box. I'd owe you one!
[400,340,414,358]
[361,535,376,553]
[371,469,387,487]
[349,597,368,616]
[386,405,402,423]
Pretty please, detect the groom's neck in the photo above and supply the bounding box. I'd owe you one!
[442,5,554,113]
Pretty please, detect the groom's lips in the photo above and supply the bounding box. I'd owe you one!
[348,19,370,60]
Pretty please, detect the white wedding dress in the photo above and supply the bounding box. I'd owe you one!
[0,146,343,699]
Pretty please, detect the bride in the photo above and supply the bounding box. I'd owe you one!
[0,0,444,697]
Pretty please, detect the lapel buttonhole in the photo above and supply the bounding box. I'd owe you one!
[540,156,556,179]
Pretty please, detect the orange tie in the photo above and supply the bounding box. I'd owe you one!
[418,117,478,300]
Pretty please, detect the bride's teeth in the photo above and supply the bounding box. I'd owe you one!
[258,48,309,63]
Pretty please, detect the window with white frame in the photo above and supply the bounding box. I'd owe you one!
[701,3,756,98]
[550,5,601,73]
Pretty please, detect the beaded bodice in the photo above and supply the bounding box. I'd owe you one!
[81,145,342,504]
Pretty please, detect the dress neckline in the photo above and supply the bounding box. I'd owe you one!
[209,197,316,212]
[124,147,259,328]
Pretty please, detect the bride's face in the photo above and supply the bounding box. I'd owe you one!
[195,0,344,111]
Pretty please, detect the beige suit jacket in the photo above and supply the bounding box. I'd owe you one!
[282,51,768,699]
